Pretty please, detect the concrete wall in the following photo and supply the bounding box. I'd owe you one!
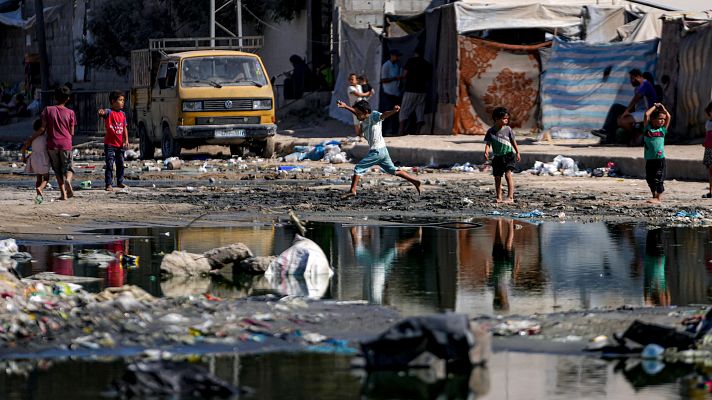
[256,10,309,85]
[0,27,25,87]
[338,0,431,28]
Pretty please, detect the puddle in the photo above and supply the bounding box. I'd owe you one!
[8,219,712,315]
[0,351,696,399]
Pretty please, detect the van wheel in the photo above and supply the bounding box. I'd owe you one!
[257,136,275,158]
[161,125,181,158]
[139,125,155,160]
[229,145,247,157]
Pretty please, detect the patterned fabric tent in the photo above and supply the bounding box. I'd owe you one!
[454,37,548,135]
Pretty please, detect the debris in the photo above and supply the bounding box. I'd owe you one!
[674,210,703,219]
[266,235,333,278]
[24,272,100,284]
[159,251,212,277]
[238,256,276,274]
[491,319,541,336]
[203,243,253,270]
[164,157,181,170]
[360,313,490,370]
[288,209,307,236]
[79,180,92,190]
[110,361,239,399]
[516,210,544,218]
[0,239,18,255]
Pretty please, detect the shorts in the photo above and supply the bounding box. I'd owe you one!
[704,148,712,167]
[645,158,665,194]
[354,147,398,176]
[399,92,426,123]
[48,149,74,178]
[491,153,517,177]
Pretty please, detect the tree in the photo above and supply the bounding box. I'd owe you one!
[77,0,306,76]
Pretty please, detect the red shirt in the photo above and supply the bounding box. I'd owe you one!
[42,106,76,151]
[102,109,127,147]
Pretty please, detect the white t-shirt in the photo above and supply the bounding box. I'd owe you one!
[347,84,363,106]
[361,111,386,150]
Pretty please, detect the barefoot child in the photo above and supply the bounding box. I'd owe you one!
[484,107,520,203]
[20,118,50,204]
[98,91,129,191]
[336,99,421,198]
[347,73,370,137]
[703,102,712,198]
[42,86,76,201]
[643,103,670,204]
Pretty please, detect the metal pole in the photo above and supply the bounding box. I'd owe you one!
[33,0,50,106]
[210,0,215,47]
[236,0,242,48]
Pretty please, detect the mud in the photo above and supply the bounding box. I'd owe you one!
[1,156,711,358]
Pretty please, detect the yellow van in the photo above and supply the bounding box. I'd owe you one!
[132,41,276,159]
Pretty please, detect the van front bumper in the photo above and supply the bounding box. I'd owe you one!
[175,123,277,143]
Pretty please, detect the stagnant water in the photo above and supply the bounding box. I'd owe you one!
[10,218,712,315]
[0,351,704,399]
[4,218,712,398]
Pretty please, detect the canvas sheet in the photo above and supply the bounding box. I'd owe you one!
[675,22,712,138]
[454,37,543,135]
[454,3,584,39]
[540,38,659,133]
[329,21,382,125]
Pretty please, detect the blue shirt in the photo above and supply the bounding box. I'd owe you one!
[635,80,657,111]
[381,61,402,96]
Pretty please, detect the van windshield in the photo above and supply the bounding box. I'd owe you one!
[181,56,268,87]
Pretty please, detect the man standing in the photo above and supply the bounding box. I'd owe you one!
[380,49,402,136]
[399,49,431,135]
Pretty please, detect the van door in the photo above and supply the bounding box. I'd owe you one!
[152,61,178,139]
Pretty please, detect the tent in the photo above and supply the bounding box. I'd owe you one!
[332,0,710,137]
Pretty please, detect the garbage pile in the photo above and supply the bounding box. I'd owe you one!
[591,161,620,177]
[586,307,712,367]
[525,155,588,177]
[282,140,350,164]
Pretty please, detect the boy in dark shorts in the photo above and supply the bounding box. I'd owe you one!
[484,107,520,203]
[42,86,76,201]
[642,103,670,204]
[98,90,129,191]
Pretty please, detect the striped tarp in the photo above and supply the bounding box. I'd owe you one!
[541,38,659,133]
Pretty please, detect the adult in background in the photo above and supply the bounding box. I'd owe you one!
[399,48,431,135]
[592,68,657,145]
[380,49,403,136]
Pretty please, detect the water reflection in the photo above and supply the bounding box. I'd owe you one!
[8,220,712,315]
[0,352,694,399]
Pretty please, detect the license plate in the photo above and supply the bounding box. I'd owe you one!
[215,129,246,138]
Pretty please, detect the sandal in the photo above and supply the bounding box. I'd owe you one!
[703,193,712,199]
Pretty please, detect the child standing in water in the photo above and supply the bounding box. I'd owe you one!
[21,118,50,204]
[642,103,670,204]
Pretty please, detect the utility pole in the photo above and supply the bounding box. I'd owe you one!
[210,0,215,47]
[33,0,50,105]
[236,0,242,47]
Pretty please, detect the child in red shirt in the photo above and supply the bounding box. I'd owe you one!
[98,91,129,191]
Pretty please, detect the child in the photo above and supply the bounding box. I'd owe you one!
[42,86,76,201]
[643,103,670,204]
[336,99,421,198]
[98,90,129,191]
[20,118,50,204]
[703,101,712,198]
[484,107,520,203]
[347,73,370,137]
[358,75,374,99]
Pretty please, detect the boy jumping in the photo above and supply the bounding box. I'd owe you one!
[98,91,129,191]
[484,107,520,203]
[336,99,421,198]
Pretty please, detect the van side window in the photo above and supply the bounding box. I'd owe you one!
[156,63,168,89]
[166,62,177,88]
